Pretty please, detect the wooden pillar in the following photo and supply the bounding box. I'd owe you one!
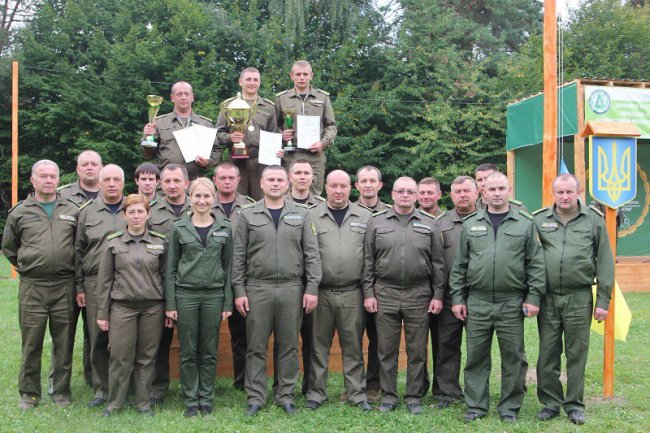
[575,81,586,201]
[603,207,617,397]
[11,61,19,279]
[507,150,515,197]
[542,0,558,207]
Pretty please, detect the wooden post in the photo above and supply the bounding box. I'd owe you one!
[11,61,19,279]
[542,0,558,207]
[575,81,586,202]
[603,207,617,397]
[507,151,515,197]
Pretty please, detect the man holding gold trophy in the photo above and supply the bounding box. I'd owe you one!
[276,60,337,196]
[216,67,278,200]
[141,81,221,180]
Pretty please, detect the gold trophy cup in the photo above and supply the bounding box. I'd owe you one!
[282,106,296,152]
[224,92,253,159]
[141,95,164,147]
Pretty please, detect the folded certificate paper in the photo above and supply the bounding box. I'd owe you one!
[173,125,217,163]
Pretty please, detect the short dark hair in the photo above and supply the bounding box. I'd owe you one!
[356,166,382,182]
[161,163,188,180]
[134,162,160,180]
[418,177,440,190]
[214,162,240,177]
[261,165,288,177]
[240,67,261,79]
[474,163,499,175]
[288,159,313,172]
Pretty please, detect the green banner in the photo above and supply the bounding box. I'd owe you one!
[585,86,650,138]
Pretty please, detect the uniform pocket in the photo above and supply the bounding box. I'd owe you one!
[503,229,525,251]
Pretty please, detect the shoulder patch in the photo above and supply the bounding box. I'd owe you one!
[314,195,325,202]
[590,205,605,217]
[509,198,523,206]
[8,200,23,213]
[418,209,436,219]
[79,199,94,211]
[197,114,212,122]
[57,183,73,191]
[149,230,166,239]
[308,203,319,209]
[242,202,256,210]
[65,197,81,208]
[155,113,168,120]
[262,97,275,106]
[532,207,548,216]
[373,209,388,217]
[106,231,124,240]
[244,195,256,204]
[518,210,534,220]
[316,88,330,96]
[294,203,309,209]
[275,90,288,97]
[357,203,371,211]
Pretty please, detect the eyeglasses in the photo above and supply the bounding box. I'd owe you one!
[392,189,417,196]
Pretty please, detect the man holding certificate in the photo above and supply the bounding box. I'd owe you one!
[216,67,279,200]
[141,81,221,180]
[275,60,337,195]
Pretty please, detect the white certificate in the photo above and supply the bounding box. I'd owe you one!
[173,125,217,163]
[296,115,321,150]
[258,130,282,166]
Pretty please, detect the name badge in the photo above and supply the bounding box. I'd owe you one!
[350,222,367,228]
[147,244,164,250]
[542,223,558,228]
[413,222,432,231]
[213,231,229,238]
[59,214,76,222]
[470,226,487,232]
[284,214,303,221]
[310,100,324,106]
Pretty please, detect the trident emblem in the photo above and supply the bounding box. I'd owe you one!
[597,140,632,203]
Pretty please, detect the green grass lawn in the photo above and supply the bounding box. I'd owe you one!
[1,254,648,432]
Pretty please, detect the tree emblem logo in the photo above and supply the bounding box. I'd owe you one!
[589,89,611,115]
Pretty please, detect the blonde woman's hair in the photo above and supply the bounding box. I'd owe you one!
[188,177,217,198]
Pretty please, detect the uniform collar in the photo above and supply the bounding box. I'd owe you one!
[287,87,317,99]
[547,200,588,220]
[122,230,153,243]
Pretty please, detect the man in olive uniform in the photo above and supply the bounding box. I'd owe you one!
[474,164,528,212]
[55,149,103,387]
[417,177,443,217]
[285,159,326,207]
[363,177,446,414]
[58,150,103,205]
[534,174,614,425]
[233,165,321,416]
[305,170,372,411]
[450,172,546,423]
[280,159,323,394]
[276,60,336,195]
[351,165,389,403]
[212,162,255,391]
[2,160,79,409]
[135,162,160,204]
[76,164,127,408]
[428,176,478,408]
[216,67,278,200]
[147,163,191,403]
[141,81,221,180]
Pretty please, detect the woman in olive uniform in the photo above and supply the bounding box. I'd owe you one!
[96,194,167,416]
[165,178,233,417]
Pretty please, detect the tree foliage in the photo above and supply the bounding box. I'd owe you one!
[1,0,648,216]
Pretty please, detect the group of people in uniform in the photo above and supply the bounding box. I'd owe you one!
[2,58,614,426]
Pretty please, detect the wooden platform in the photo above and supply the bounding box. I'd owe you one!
[170,322,408,379]
[169,257,649,379]
[616,256,650,292]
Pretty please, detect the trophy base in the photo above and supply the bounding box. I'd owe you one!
[141,139,157,148]
[231,147,249,159]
